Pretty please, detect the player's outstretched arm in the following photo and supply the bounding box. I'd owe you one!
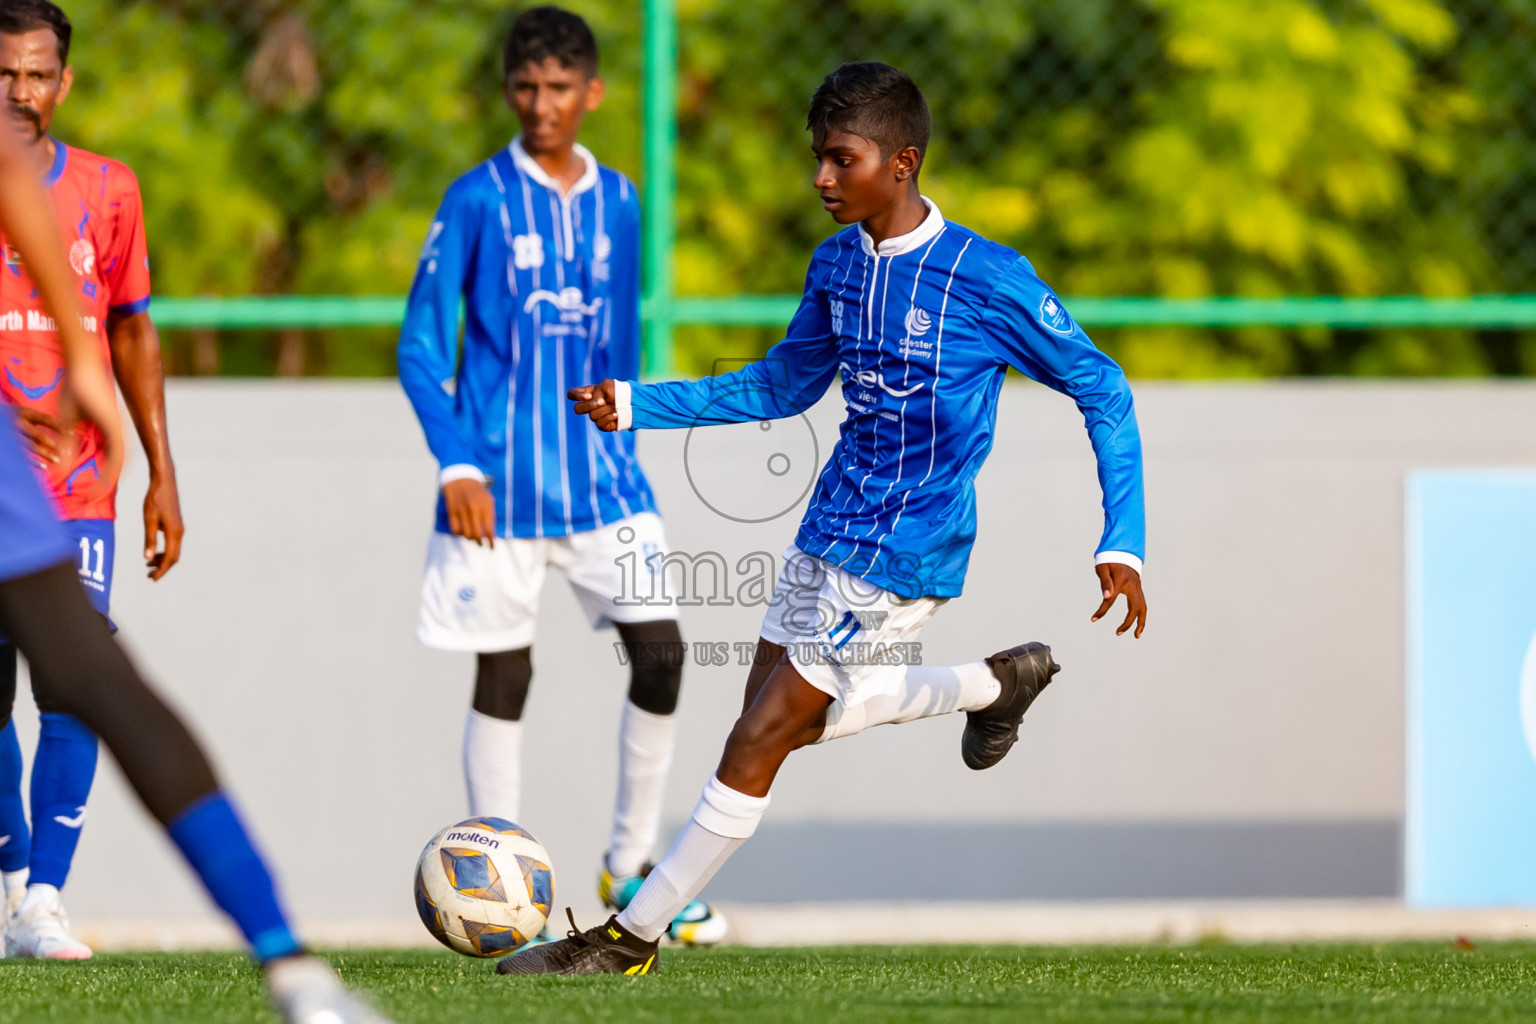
[0,119,119,463]
[1092,562,1147,638]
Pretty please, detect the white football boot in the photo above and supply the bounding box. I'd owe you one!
[5,883,92,959]
[265,955,398,1024]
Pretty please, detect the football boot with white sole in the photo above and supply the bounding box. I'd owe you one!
[495,909,658,976]
[598,857,729,946]
[961,642,1061,770]
[265,955,398,1024]
[4,885,92,960]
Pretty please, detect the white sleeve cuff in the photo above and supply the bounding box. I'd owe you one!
[438,464,486,487]
[1095,551,1143,575]
[613,379,633,431]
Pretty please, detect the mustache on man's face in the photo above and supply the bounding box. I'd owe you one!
[6,104,41,136]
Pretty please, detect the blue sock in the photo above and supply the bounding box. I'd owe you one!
[0,720,29,873]
[28,713,98,888]
[167,791,300,962]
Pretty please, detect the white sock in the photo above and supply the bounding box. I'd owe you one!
[463,710,523,821]
[3,868,27,917]
[616,775,768,942]
[19,882,61,915]
[606,701,678,879]
[817,662,999,743]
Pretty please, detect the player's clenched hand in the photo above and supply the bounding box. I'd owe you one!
[443,477,497,547]
[143,472,184,580]
[1091,562,1147,638]
[16,406,64,463]
[568,380,620,432]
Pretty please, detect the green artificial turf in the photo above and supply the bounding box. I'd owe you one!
[1,943,1534,1023]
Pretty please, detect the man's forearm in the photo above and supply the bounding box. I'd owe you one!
[108,311,175,475]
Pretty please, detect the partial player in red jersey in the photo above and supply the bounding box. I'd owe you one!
[0,0,183,961]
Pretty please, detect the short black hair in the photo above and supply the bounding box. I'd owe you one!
[807,62,930,164]
[504,6,598,80]
[0,0,70,65]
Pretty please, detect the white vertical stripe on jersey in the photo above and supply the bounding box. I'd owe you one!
[517,167,544,535]
[488,159,523,533]
[546,191,574,532]
[865,230,944,543]
[823,237,869,515]
[587,176,633,521]
[887,236,972,542]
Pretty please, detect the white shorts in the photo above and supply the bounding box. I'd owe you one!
[758,546,944,707]
[417,512,679,652]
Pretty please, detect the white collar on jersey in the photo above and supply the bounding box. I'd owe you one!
[857,196,944,257]
[509,136,599,199]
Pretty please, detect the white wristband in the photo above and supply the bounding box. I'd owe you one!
[439,464,486,487]
[613,379,633,431]
[1095,551,1143,575]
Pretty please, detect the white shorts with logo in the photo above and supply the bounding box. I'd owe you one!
[757,546,944,708]
[417,511,679,652]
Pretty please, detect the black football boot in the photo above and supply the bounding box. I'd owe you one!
[960,642,1061,770]
[495,909,660,976]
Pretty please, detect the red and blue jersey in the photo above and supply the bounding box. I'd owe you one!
[0,141,151,521]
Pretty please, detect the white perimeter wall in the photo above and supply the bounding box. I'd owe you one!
[11,379,1535,924]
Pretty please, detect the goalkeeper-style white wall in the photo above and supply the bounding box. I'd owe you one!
[15,379,1536,927]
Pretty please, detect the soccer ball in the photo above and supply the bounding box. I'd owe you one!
[413,816,555,957]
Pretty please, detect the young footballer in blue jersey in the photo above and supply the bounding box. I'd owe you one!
[398,6,724,945]
[0,105,390,1024]
[499,62,1149,976]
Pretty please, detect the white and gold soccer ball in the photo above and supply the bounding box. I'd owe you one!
[413,817,555,957]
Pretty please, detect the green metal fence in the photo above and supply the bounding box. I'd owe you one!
[150,294,1536,332]
[115,0,1536,378]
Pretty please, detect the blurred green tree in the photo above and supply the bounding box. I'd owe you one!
[48,0,1536,377]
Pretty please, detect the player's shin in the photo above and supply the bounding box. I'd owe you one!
[606,700,676,878]
[26,713,98,889]
[615,774,768,942]
[168,792,300,962]
[463,710,522,821]
[815,662,999,742]
[0,719,29,881]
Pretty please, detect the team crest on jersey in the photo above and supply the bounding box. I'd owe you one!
[513,233,545,271]
[829,297,844,335]
[1038,292,1075,336]
[904,307,931,337]
[900,306,935,359]
[4,244,23,274]
[68,239,95,277]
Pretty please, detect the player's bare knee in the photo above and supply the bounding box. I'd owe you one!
[616,619,684,716]
[473,648,533,721]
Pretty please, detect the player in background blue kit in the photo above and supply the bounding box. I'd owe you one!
[500,62,1149,976]
[398,7,724,945]
[0,106,391,1023]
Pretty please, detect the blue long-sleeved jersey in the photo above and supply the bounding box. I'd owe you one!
[627,202,1144,600]
[399,139,657,537]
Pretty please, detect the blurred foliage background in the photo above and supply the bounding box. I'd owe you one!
[55,0,1536,377]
